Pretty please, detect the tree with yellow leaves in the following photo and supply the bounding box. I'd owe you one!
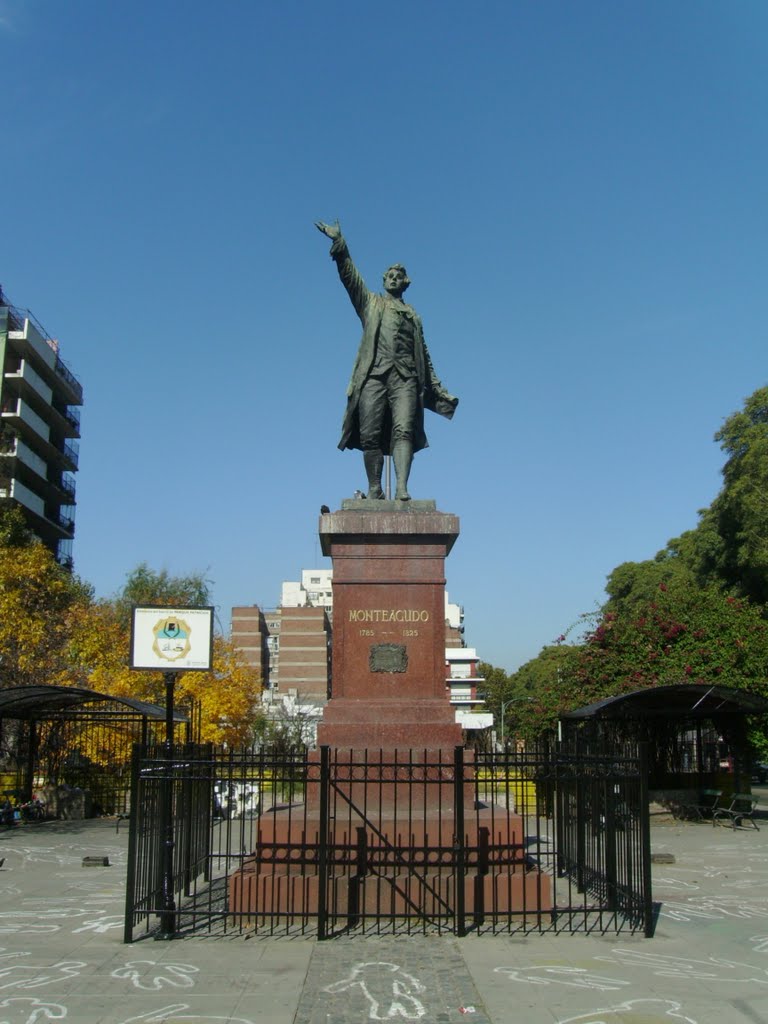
[0,520,92,690]
[0,518,264,747]
[71,565,265,746]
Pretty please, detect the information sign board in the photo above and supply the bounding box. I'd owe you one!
[130,606,214,672]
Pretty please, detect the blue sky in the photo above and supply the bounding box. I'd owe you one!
[2,1,767,670]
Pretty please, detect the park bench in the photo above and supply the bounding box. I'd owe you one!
[678,788,722,822]
[713,793,760,830]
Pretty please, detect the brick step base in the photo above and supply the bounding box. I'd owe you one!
[248,808,527,851]
[228,803,552,919]
[229,867,551,918]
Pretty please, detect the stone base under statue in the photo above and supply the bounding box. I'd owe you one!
[316,698,462,750]
[228,802,552,923]
[229,502,552,925]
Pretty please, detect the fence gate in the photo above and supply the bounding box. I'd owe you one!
[124,742,653,941]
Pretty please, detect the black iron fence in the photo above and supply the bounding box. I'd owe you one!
[547,740,652,934]
[124,741,652,941]
[1,706,184,816]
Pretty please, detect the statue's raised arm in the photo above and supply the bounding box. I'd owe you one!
[316,220,370,324]
[315,219,458,502]
[315,220,341,241]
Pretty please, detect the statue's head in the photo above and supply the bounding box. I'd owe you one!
[383,264,410,297]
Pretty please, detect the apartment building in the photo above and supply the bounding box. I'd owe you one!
[231,602,331,700]
[0,288,83,565]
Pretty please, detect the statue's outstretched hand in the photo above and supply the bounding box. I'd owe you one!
[315,220,341,240]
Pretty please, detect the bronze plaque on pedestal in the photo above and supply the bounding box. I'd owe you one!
[369,643,408,674]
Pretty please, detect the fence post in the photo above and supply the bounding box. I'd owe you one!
[123,742,142,944]
[181,742,194,896]
[453,746,466,937]
[203,743,214,884]
[157,672,177,940]
[553,743,567,880]
[24,720,37,802]
[317,745,330,940]
[638,742,654,936]
[348,825,367,928]
[604,776,618,915]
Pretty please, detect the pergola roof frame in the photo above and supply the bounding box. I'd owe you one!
[0,684,187,722]
[561,683,768,722]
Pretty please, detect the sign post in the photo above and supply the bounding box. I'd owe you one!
[130,606,214,939]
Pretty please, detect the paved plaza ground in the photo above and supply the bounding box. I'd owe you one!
[0,791,766,1024]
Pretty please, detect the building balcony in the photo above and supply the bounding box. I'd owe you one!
[0,440,76,507]
[1,437,48,480]
[62,440,79,470]
[54,355,83,406]
[4,359,53,405]
[55,510,75,535]
[454,709,494,731]
[60,474,76,502]
[6,312,83,407]
[1,398,51,444]
[46,401,81,439]
[0,419,79,479]
[0,477,46,517]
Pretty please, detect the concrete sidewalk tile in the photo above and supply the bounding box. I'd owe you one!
[1,799,767,1024]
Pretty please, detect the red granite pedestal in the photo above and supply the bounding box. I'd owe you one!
[229,503,551,925]
[317,505,463,750]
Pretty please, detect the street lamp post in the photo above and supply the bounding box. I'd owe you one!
[499,696,533,751]
[499,698,517,751]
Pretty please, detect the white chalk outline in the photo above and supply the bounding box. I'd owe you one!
[0,996,67,1023]
[111,962,199,990]
[557,998,697,1024]
[0,961,84,992]
[323,961,427,1020]
[118,1007,255,1024]
[493,965,628,992]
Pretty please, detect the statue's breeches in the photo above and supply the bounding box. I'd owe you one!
[358,372,418,450]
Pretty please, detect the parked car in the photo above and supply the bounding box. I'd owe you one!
[213,781,260,818]
[751,763,768,784]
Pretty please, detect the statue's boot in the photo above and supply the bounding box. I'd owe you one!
[393,441,413,501]
[363,450,385,499]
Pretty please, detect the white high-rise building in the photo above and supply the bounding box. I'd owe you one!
[0,289,83,566]
[281,568,334,612]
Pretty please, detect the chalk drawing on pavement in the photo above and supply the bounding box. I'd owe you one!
[111,962,199,990]
[323,961,427,1020]
[0,960,84,992]
[493,964,629,992]
[0,925,60,938]
[660,896,768,922]
[118,1007,255,1024]
[594,948,768,986]
[71,914,123,934]
[556,998,697,1024]
[0,997,67,1024]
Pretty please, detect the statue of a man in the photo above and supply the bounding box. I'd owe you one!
[315,220,458,501]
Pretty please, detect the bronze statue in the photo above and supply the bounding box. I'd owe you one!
[315,220,458,501]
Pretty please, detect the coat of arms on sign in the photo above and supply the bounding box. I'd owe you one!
[152,616,192,662]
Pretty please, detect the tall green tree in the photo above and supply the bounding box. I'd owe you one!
[477,661,512,725]
[572,579,768,708]
[603,387,768,616]
[111,563,213,627]
[492,645,582,741]
[508,386,768,743]
[712,386,768,604]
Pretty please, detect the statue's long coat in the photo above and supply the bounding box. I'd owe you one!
[330,235,458,455]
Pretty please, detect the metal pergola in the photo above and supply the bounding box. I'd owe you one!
[0,685,188,812]
[560,683,768,792]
